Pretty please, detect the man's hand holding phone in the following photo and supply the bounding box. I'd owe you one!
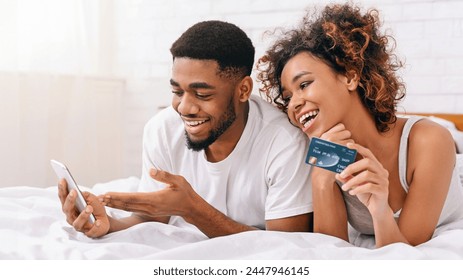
[57,179,110,238]
[52,159,110,238]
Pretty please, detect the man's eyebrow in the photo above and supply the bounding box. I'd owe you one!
[189,82,215,90]
[170,79,179,87]
[169,79,215,90]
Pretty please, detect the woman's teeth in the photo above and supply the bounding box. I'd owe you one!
[299,110,319,128]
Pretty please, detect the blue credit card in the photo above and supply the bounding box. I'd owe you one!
[305,137,357,173]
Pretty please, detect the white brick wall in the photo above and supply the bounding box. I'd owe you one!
[113,0,463,177]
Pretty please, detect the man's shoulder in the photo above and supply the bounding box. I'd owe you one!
[250,95,282,121]
[143,106,184,144]
[145,106,181,130]
[249,95,303,139]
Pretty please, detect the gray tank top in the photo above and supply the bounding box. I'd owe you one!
[341,116,463,235]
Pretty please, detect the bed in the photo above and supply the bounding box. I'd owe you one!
[1,114,463,260]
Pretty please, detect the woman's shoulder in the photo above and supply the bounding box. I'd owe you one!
[408,118,455,148]
[406,117,456,162]
[402,117,456,197]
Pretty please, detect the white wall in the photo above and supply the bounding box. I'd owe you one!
[0,73,125,187]
[113,0,463,179]
[1,0,462,187]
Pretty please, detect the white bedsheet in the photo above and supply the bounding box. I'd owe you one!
[1,176,463,260]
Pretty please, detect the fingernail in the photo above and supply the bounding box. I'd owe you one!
[98,197,103,202]
[85,206,91,213]
[95,220,101,227]
[150,168,157,176]
[69,191,75,197]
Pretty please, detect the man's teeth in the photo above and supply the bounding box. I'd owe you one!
[186,120,207,126]
[299,110,319,128]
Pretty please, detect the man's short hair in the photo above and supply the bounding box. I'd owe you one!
[170,20,255,78]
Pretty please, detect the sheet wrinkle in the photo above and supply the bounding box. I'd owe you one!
[1,177,463,259]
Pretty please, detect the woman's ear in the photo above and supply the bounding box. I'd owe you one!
[344,70,359,91]
[237,76,253,102]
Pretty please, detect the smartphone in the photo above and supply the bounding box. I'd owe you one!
[50,159,96,223]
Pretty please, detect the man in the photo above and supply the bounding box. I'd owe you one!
[58,20,313,238]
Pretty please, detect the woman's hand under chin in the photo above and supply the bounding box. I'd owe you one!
[310,123,355,186]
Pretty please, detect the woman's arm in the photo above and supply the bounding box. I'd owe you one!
[310,123,352,241]
[396,120,455,245]
[311,171,348,241]
[338,120,456,247]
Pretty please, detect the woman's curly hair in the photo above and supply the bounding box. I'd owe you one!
[257,3,405,132]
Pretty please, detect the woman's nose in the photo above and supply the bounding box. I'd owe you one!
[289,93,304,113]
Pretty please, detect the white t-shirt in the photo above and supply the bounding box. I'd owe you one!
[138,95,313,230]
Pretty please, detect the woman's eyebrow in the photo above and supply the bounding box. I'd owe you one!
[281,71,312,92]
[291,71,312,84]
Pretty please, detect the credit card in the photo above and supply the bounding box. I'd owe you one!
[305,137,357,173]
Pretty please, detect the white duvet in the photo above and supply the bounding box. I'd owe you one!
[1,173,463,260]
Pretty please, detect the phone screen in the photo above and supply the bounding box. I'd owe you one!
[50,160,96,223]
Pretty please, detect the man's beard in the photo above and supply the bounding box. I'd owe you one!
[185,100,236,152]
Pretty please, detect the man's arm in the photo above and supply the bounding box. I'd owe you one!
[182,194,258,237]
[266,213,312,232]
[102,169,312,238]
[102,169,257,238]
[107,214,170,234]
[183,199,311,237]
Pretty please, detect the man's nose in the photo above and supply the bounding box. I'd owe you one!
[176,92,200,116]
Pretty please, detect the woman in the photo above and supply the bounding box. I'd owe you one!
[257,3,463,247]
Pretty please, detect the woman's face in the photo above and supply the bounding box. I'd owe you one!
[280,51,354,138]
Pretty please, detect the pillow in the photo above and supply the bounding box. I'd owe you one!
[457,154,463,186]
[427,116,463,154]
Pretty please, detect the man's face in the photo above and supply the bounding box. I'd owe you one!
[170,57,239,151]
